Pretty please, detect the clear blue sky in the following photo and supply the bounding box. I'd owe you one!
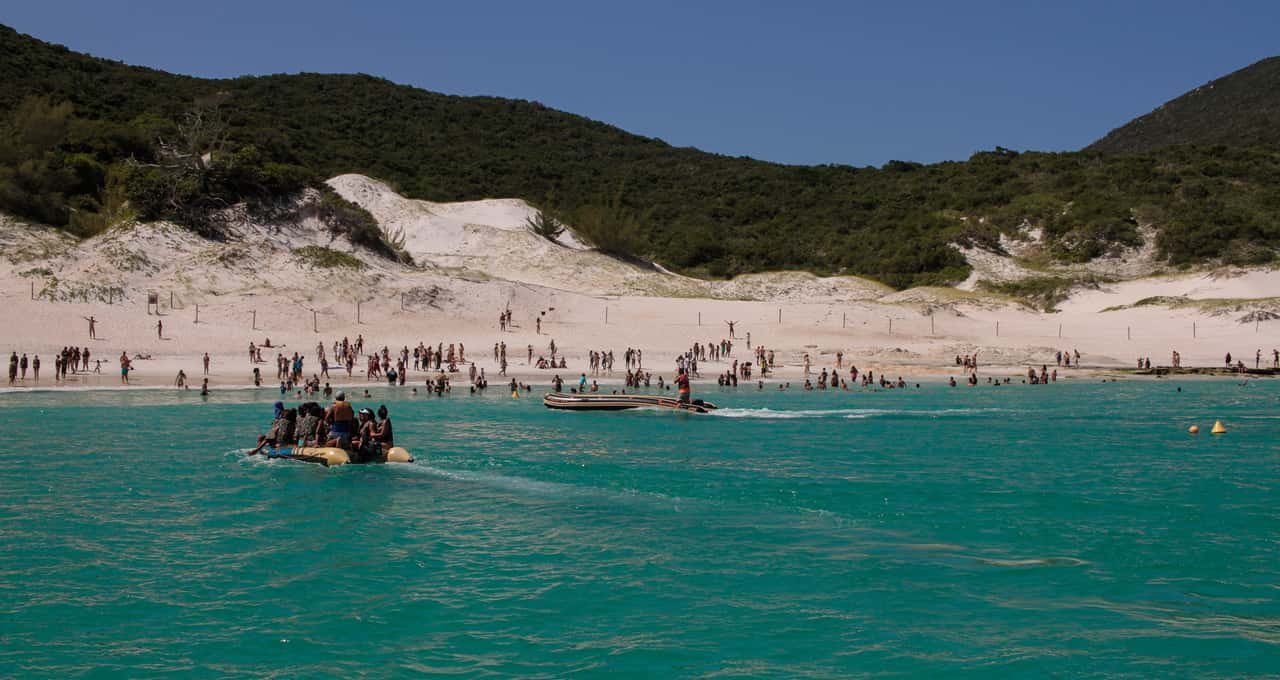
[4,1,1277,166]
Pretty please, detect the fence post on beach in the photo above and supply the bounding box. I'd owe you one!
[31,281,35,300]
[605,306,608,324]
[357,301,361,324]
[1193,321,1196,338]
[1058,323,1062,338]
[313,310,318,333]
[888,317,893,335]
[778,308,781,324]
[400,293,405,311]
[170,291,174,309]
[252,310,257,330]
[996,321,999,337]
[698,312,701,326]
[195,304,199,324]
[843,312,846,328]
[931,316,935,335]
[1127,326,1131,340]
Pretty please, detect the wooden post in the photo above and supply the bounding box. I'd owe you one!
[698,312,701,326]
[1127,326,1131,340]
[252,309,257,330]
[778,308,781,324]
[1193,321,1196,338]
[1058,323,1062,338]
[996,321,999,336]
[31,281,35,300]
[357,301,361,324]
[170,291,174,309]
[313,310,318,333]
[400,293,405,311]
[842,312,846,328]
[888,317,893,335]
[605,306,608,324]
[931,316,935,335]
[195,304,199,324]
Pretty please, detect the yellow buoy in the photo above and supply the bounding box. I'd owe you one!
[1211,420,1226,434]
[1188,425,1199,434]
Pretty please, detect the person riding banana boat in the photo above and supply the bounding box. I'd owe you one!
[250,392,412,466]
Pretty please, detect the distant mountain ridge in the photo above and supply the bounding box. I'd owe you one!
[1089,57,1280,154]
[2,23,1280,287]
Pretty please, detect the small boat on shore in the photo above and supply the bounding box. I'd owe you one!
[543,392,717,413]
[260,446,415,467]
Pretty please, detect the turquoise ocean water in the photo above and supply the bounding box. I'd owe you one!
[1,380,1277,677]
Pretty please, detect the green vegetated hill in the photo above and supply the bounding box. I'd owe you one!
[2,24,1280,289]
[1089,57,1280,154]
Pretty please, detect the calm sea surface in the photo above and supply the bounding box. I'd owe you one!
[1,380,1277,678]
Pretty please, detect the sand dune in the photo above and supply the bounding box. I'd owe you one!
[1,176,1277,391]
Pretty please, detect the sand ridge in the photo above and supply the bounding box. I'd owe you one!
[1,175,1278,391]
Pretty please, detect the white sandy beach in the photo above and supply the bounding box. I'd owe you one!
[2,175,1278,391]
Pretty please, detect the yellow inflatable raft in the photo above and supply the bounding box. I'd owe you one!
[264,446,414,467]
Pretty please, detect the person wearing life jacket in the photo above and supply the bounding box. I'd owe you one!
[675,367,691,405]
[324,391,356,449]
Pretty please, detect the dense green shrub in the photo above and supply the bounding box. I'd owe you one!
[1,24,1278,286]
[292,245,366,269]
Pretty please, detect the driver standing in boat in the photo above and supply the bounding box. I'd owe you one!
[675,367,691,405]
[324,391,355,450]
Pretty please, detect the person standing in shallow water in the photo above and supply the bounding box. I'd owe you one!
[674,367,691,404]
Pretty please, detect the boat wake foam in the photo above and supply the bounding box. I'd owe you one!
[710,407,1006,420]
[400,464,694,511]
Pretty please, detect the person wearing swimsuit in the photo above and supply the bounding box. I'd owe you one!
[375,405,394,450]
[325,392,355,449]
[675,368,691,405]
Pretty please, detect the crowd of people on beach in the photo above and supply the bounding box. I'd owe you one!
[9,305,1280,395]
[6,346,102,385]
[1225,349,1280,370]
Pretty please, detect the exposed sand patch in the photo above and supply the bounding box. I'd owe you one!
[1,175,1277,392]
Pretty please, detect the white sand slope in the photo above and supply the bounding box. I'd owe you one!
[326,174,889,302]
[1061,269,1280,314]
[0,175,1277,392]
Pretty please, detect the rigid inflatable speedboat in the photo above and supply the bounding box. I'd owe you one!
[261,446,415,467]
[543,392,717,414]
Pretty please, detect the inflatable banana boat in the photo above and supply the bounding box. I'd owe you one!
[543,392,717,414]
[261,446,414,467]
